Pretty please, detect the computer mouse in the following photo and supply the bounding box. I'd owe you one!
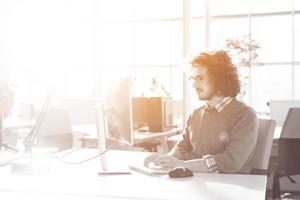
[168,167,193,178]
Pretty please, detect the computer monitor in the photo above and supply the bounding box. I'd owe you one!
[103,77,134,145]
[280,107,300,139]
[269,100,300,126]
[96,77,133,173]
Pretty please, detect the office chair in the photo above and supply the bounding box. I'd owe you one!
[251,118,276,175]
[37,107,73,150]
[272,108,300,199]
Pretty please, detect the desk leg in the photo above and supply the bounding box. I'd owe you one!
[160,136,169,153]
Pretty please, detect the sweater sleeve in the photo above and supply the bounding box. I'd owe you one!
[212,108,258,173]
[169,115,194,160]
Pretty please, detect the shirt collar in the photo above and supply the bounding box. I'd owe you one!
[205,97,233,112]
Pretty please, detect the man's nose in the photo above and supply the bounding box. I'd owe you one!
[192,80,198,88]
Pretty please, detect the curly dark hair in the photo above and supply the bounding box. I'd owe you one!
[191,50,241,97]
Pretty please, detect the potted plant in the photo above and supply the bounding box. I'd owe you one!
[225,34,260,102]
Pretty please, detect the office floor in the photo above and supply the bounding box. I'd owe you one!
[266,159,300,200]
[266,192,300,200]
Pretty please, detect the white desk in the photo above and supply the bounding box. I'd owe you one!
[0,149,267,200]
[72,125,179,152]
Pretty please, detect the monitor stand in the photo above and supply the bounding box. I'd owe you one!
[96,106,131,175]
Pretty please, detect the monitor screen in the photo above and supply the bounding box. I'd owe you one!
[104,77,134,145]
[281,107,300,139]
[269,100,300,126]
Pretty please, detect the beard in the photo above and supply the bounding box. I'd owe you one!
[196,89,215,101]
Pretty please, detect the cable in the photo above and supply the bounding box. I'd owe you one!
[52,139,117,165]
[54,110,120,164]
[54,147,82,158]
[54,141,98,158]
[0,152,26,167]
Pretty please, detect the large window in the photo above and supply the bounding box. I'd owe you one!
[4,0,183,108]
[2,0,299,119]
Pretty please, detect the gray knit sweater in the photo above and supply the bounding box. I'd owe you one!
[173,99,258,174]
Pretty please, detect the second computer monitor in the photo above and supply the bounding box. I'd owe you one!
[132,97,173,132]
[281,107,300,139]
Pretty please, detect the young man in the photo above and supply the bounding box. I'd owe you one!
[144,50,258,174]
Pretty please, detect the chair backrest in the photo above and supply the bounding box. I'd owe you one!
[251,118,276,171]
[39,107,72,135]
[269,100,300,126]
[280,107,300,139]
[278,108,300,173]
[37,107,73,149]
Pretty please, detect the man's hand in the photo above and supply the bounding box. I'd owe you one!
[144,153,184,168]
[144,153,160,167]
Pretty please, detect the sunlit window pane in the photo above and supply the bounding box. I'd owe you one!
[295,65,300,99]
[210,0,250,16]
[65,67,94,98]
[295,1,300,10]
[98,0,135,21]
[97,23,134,66]
[210,18,249,51]
[134,0,182,19]
[191,0,206,17]
[3,0,94,69]
[170,67,183,100]
[190,19,206,54]
[250,65,292,112]
[251,0,293,13]
[135,21,180,66]
[169,21,183,65]
[294,15,300,62]
[252,15,292,63]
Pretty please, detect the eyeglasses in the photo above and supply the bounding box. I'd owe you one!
[189,75,202,81]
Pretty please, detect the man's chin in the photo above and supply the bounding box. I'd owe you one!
[198,93,215,101]
[198,95,209,101]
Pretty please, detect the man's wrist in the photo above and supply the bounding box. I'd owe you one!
[203,155,219,173]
